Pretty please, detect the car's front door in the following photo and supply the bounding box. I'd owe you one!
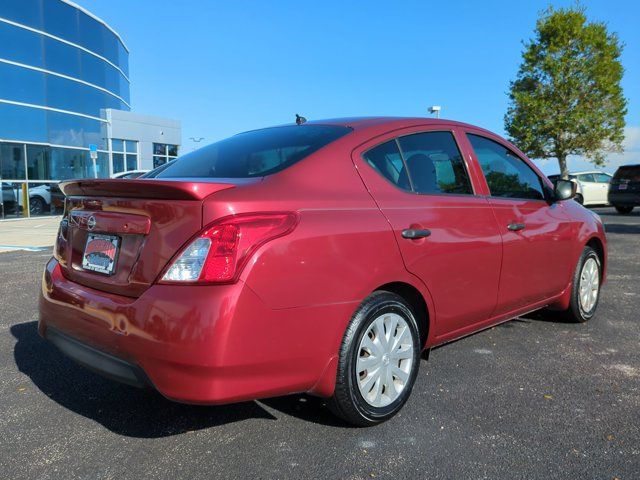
[352,126,503,339]
[463,132,575,314]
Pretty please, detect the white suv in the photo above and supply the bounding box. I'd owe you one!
[548,171,612,206]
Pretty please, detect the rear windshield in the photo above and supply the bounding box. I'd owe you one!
[614,165,640,180]
[150,125,352,179]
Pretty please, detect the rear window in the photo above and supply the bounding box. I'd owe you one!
[614,165,640,181]
[150,125,351,179]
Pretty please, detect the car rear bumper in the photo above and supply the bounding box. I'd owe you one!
[44,327,152,388]
[39,258,350,404]
[609,191,640,206]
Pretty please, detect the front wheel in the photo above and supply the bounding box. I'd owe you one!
[563,246,602,323]
[574,194,584,205]
[329,291,421,426]
[614,205,634,214]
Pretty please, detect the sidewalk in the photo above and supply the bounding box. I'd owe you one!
[0,216,61,253]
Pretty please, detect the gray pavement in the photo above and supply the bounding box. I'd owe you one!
[1,207,638,479]
[0,216,60,252]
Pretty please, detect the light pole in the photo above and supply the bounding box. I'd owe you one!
[189,137,205,152]
[428,105,441,119]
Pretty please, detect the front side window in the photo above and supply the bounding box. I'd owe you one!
[153,125,351,178]
[467,134,545,201]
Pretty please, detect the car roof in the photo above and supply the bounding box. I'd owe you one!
[570,170,610,175]
[244,116,529,163]
[305,116,489,132]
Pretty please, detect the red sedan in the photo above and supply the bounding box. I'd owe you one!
[39,117,606,426]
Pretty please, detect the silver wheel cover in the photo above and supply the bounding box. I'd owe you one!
[579,257,600,313]
[356,313,414,408]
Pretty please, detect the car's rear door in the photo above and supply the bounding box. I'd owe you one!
[352,125,502,339]
[462,130,575,314]
[594,173,612,204]
[577,173,599,204]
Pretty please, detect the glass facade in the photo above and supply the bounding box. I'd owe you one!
[111,139,138,174]
[0,0,130,218]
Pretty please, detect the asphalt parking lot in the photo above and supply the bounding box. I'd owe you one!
[1,207,639,480]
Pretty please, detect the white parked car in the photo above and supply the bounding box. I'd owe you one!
[2,183,63,216]
[548,171,612,205]
[110,170,149,179]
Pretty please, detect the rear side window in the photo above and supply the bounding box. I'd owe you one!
[151,125,351,178]
[467,134,545,201]
[577,174,595,182]
[362,140,405,187]
[614,165,640,181]
[363,131,473,195]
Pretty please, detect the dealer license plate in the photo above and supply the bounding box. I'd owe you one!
[82,233,120,275]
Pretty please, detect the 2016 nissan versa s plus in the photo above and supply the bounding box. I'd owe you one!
[39,117,607,426]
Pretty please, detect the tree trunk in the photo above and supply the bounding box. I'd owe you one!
[558,154,569,179]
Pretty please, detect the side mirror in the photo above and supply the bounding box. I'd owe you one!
[554,179,576,201]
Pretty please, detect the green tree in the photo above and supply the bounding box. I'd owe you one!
[505,5,627,178]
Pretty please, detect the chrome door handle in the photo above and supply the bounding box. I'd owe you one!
[507,223,526,231]
[402,228,432,239]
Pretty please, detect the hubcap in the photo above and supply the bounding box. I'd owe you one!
[579,257,600,313]
[356,313,414,408]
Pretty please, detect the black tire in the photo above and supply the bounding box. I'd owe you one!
[328,291,421,426]
[614,205,634,214]
[563,246,602,323]
[574,194,584,205]
[29,196,47,216]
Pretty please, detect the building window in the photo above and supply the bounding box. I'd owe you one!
[153,143,179,168]
[111,139,138,174]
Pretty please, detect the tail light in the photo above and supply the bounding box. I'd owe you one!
[53,200,69,264]
[159,212,299,284]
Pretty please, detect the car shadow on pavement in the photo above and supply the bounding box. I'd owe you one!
[604,223,640,234]
[12,321,355,435]
[518,309,576,324]
[11,321,284,437]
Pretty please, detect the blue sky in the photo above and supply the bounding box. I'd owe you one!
[83,0,640,175]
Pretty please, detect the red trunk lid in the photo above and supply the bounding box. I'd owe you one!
[55,179,235,297]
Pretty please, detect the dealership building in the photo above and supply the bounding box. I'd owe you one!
[0,0,181,218]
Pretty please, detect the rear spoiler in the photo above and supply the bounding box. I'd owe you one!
[60,179,235,201]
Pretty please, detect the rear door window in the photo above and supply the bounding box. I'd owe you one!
[594,173,611,183]
[363,132,473,195]
[397,132,473,195]
[151,125,351,178]
[466,134,545,201]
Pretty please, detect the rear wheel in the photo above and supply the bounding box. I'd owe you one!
[329,291,421,426]
[614,205,634,214]
[563,246,602,323]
